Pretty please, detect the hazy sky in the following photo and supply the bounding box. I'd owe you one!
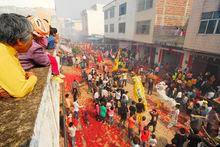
[0,0,112,19]
[54,0,112,19]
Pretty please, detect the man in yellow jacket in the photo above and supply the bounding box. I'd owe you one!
[0,13,37,98]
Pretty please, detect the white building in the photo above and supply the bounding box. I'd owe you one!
[81,4,104,36]
[104,0,192,69]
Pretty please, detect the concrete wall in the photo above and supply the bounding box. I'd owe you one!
[104,0,136,41]
[184,0,220,54]
[104,0,193,45]
[132,0,156,43]
[30,54,60,147]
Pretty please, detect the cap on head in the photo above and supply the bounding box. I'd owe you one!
[28,16,49,37]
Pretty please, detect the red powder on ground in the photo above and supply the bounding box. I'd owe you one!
[75,99,130,147]
[64,74,82,91]
[64,59,130,147]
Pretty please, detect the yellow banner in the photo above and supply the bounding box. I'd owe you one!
[112,49,121,71]
[133,76,145,100]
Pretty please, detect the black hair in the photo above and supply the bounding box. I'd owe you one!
[65,93,69,98]
[50,27,57,35]
[193,128,199,134]
[151,134,156,139]
[179,128,186,134]
[138,98,142,102]
[133,136,140,145]
[143,126,148,131]
[0,13,33,45]
[131,101,136,105]
[69,122,73,127]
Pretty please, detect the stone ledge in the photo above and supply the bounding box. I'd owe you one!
[0,66,50,146]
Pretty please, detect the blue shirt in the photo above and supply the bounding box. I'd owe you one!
[47,35,55,49]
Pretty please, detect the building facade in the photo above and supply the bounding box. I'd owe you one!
[104,0,193,69]
[81,4,104,36]
[183,0,220,81]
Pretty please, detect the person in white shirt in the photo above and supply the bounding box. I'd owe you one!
[115,90,121,100]
[82,55,86,60]
[94,91,99,100]
[87,73,92,82]
[73,100,83,119]
[102,89,109,97]
[148,134,157,147]
[167,104,180,128]
[103,78,108,87]
[176,91,182,99]
[68,122,76,147]
[122,92,129,101]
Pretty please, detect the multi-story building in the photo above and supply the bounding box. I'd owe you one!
[183,0,220,80]
[104,0,192,69]
[81,4,104,36]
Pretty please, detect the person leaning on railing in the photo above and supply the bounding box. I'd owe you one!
[0,13,37,98]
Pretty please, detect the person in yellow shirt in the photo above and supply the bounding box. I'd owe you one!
[0,13,37,98]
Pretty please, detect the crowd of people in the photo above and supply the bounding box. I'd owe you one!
[60,44,220,147]
[153,66,220,143]
[0,13,63,99]
[1,11,219,147]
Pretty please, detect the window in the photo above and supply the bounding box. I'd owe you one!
[198,11,220,34]
[119,3,126,16]
[118,23,126,33]
[137,0,153,12]
[110,24,114,32]
[109,7,115,18]
[215,21,220,34]
[105,24,108,33]
[206,20,217,34]
[136,20,151,34]
[214,11,220,19]
[198,21,208,33]
[104,10,108,19]
[201,12,213,19]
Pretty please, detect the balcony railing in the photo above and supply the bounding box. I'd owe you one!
[153,26,186,48]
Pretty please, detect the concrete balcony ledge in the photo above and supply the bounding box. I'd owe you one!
[0,56,60,146]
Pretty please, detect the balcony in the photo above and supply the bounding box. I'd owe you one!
[153,26,186,48]
[0,53,60,147]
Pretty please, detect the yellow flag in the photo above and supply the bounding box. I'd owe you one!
[132,76,145,100]
[112,49,121,71]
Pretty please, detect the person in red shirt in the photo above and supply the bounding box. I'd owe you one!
[141,126,151,147]
[128,115,136,139]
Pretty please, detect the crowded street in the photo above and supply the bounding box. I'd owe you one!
[58,43,220,147]
[0,0,220,147]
